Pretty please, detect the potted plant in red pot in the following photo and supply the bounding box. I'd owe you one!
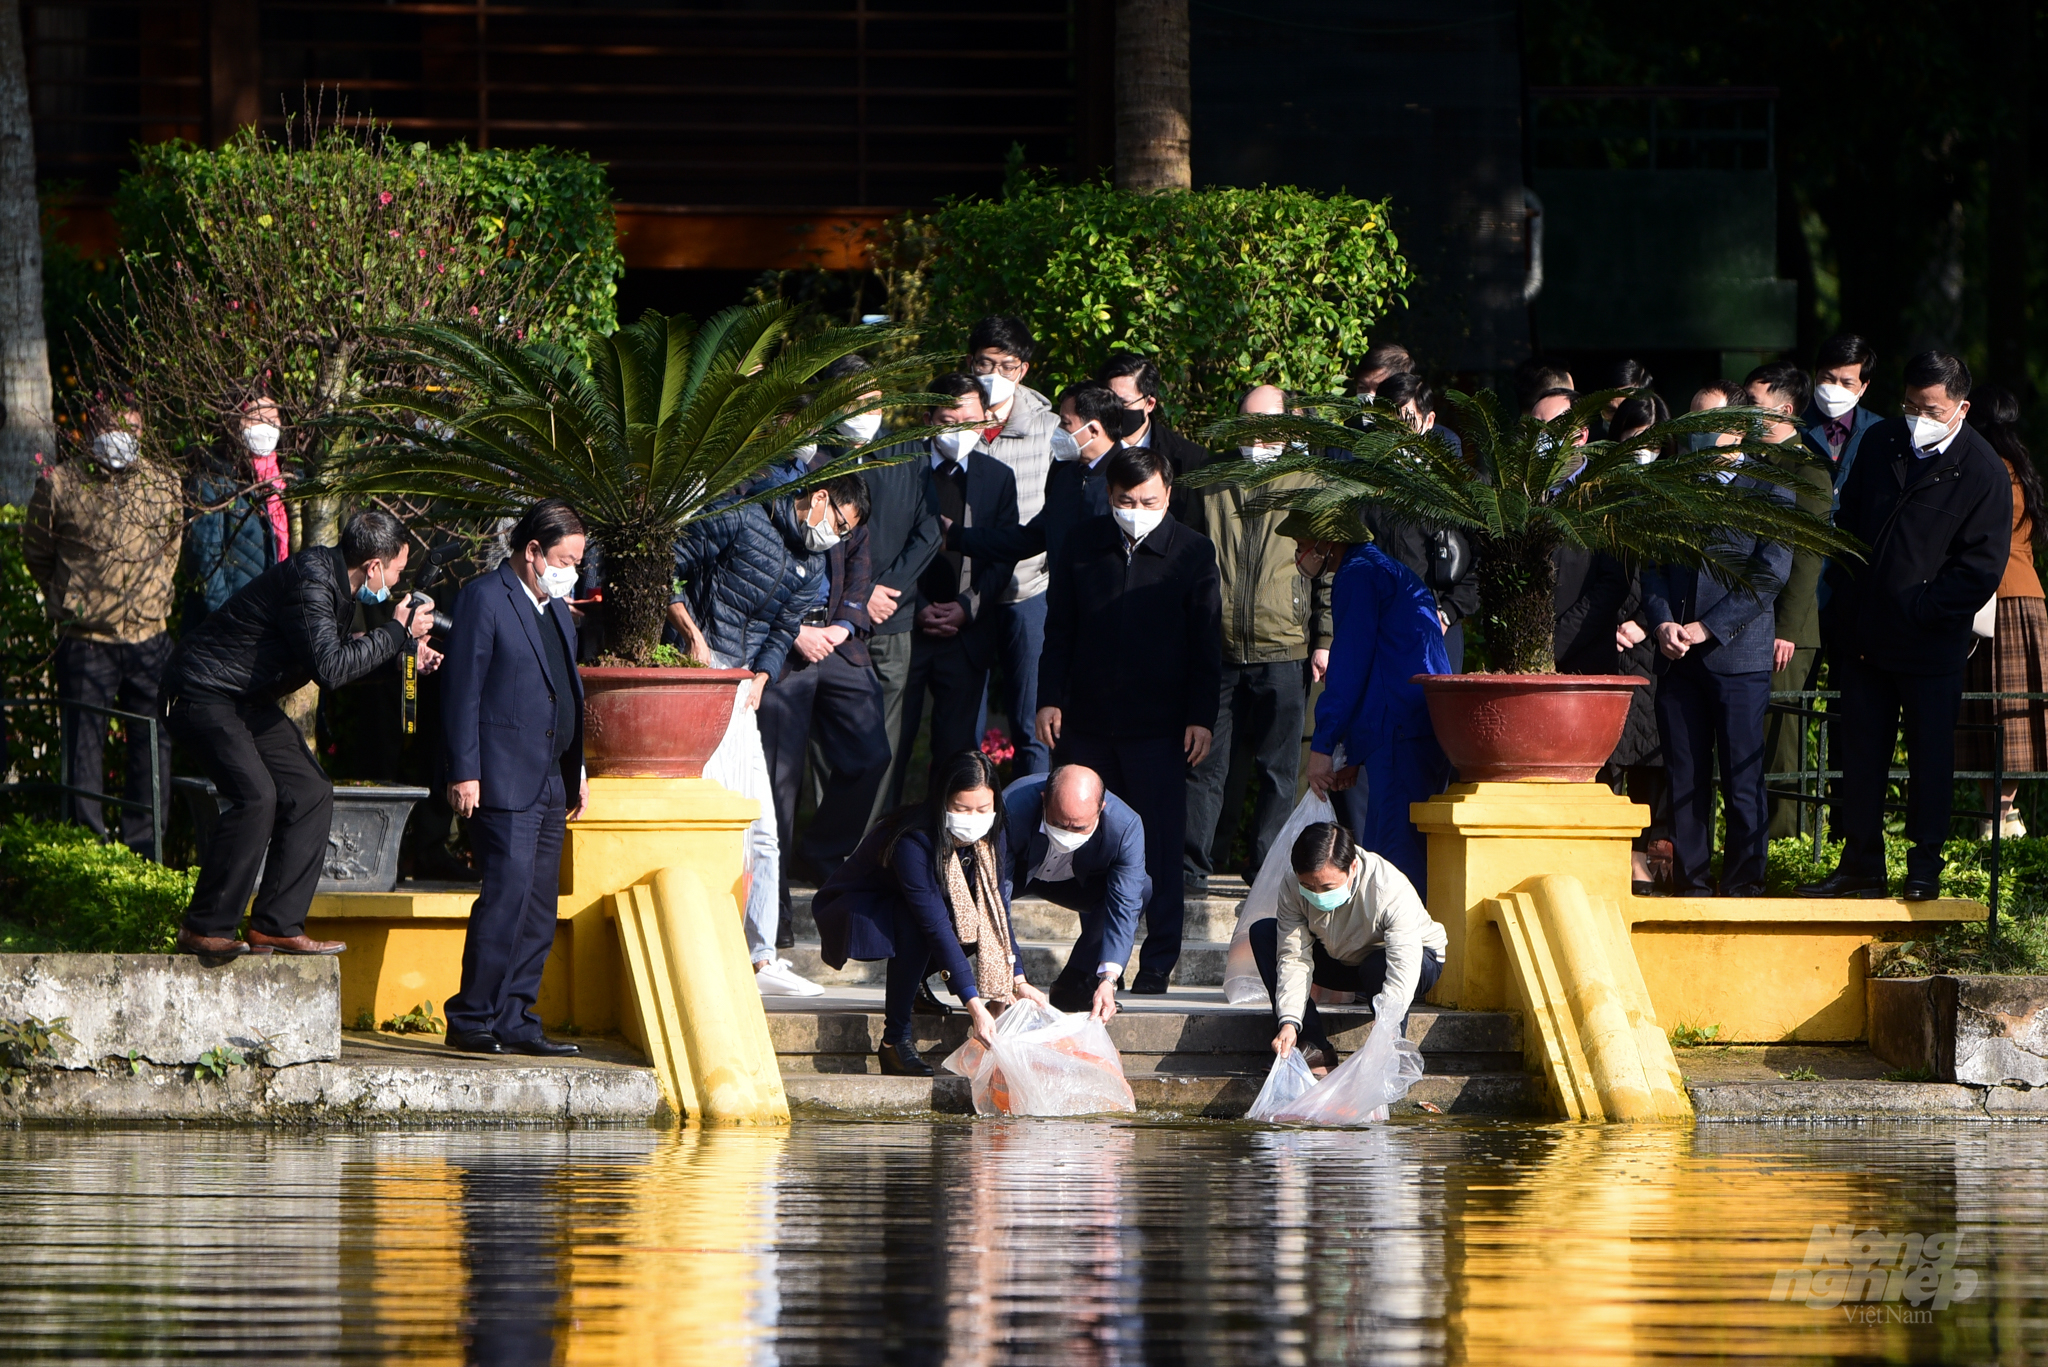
[321,305,938,776]
[1192,388,1859,781]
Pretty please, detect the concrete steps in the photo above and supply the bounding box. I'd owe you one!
[763,988,1539,1118]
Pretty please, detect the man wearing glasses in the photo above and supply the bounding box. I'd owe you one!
[956,316,1061,777]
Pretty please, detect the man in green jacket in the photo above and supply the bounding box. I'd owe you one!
[1183,384,1333,893]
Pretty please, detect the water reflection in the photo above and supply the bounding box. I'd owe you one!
[1,1121,2046,1364]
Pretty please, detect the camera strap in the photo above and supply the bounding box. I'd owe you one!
[401,640,419,736]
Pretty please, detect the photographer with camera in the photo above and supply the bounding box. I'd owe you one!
[440,499,589,1056]
[164,510,439,957]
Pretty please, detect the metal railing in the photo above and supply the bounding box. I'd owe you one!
[0,696,165,864]
[1765,688,2048,937]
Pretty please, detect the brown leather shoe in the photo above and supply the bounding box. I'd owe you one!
[176,928,251,957]
[244,928,347,956]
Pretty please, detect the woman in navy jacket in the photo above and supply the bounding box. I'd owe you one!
[812,750,1049,1075]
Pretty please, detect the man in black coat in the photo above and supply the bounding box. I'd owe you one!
[885,373,1019,808]
[1802,351,2012,900]
[1037,445,1223,990]
[162,510,437,956]
[1100,352,1210,523]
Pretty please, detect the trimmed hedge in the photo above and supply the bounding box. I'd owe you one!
[0,817,194,954]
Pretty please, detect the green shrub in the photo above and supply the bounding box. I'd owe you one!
[0,817,194,953]
[1763,835,2048,904]
[885,171,1413,424]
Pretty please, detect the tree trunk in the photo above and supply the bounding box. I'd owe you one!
[0,0,55,506]
[606,547,676,667]
[1477,537,1557,674]
[1113,0,1191,191]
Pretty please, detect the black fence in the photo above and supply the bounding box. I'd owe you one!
[0,696,166,864]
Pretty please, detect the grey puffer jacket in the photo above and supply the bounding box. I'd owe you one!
[670,497,822,679]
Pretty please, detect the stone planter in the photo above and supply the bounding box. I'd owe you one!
[173,777,428,894]
[1868,975,2048,1086]
[1415,673,1646,782]
[579,665,752,778]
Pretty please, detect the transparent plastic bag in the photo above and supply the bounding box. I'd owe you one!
[1245,1047,1318,1123]
[1271,1014,1426,1126]
[1222,791,1337,1004]
[939,999,1136,1116]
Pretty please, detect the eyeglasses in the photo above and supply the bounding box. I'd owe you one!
[969,355,1027,378]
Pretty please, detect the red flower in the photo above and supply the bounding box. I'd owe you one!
[388,229,401,239]
[980,728,1015,764]
[378,191,394,206]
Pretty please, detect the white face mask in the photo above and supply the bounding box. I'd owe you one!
[933,428,977,462]
[837,412,882,444]
[1239,443,1282,464]
[1633,447,1658,466]
[1042,819,1094,853]
[977,371,1017,408]
[93,432,138,469]
[1113,505,1165,541]
[790,442,819,466]
[1909,411,1957,450]
[539,562,578,599]
[944,809,995,844]
[242,422,281,456]
[801,501,842,552]
[1813,383,1858,419]
[1050,426,1082,462]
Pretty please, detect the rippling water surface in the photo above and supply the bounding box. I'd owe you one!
[3,1119,2046,1364]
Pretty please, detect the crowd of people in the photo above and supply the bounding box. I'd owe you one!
[20,315,2043,1067]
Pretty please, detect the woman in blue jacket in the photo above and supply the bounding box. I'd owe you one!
[812,750,1050,1075]
[1286,511,1454,896]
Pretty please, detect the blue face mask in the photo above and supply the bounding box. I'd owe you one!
[1300,877,1352,912]
[356,563,391,605]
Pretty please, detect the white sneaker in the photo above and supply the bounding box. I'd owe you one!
[755,957,826,997]
[2003,812,2028,839]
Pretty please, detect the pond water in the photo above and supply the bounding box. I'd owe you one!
[2,1119,2045,1364]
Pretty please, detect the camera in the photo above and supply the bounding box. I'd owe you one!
[404,542,463,639]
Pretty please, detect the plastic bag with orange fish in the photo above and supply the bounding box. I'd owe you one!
[941,1000,1136,1116]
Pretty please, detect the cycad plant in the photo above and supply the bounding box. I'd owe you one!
[1193,388,1863,674]
[320,305,941,664]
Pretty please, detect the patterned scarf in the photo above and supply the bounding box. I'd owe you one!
[941,839,1015,1004]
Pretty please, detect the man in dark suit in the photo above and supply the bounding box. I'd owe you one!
[442,499,589,1055]
[1803,351,2012,900]
[886,373,1019,808]
[1037,445,1222,991]
[1804,333,1886,494]
[1099,352,1209,524]
[1641,449,1794,896]
[757,474,887,918]
[1002,765,1150,1019]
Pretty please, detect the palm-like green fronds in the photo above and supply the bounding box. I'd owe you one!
[1191,388,1866,673]
[315,304,952,662]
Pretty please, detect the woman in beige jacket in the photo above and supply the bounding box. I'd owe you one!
[1249,822,1446,1074]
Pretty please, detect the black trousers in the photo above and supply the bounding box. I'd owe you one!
[1834,655,1964,881]
[891,630,987,808]
[56,634,174,851]
[1031,872,1151,1010]
[1655,658,1772,893]
[448,772,568,1041]
[759,650,891,905]
[1056,731,1187,977]
[1184,660,1306,888]
[1247,917,1443,1055]
[167,691,334,938]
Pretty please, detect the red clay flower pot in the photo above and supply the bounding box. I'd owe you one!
[579,666,753,778]
[1414,673,1647,782]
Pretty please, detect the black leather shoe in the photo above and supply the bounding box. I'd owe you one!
[1047,978,1094,1014]
[1901,876,1942,902]
[446,1029,504,1055]
[1796,872,1888,899]
[1129,969,1170,994]
[775,908,796,951]
[1718,883,1766,898]
[913,980,952,1017]
[503,1035,581,1057]
[878,1040,933,1077]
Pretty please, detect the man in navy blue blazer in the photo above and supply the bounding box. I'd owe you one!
[1001,765,1149,1021]
[442,499,590,1055]
[1803,333,1886,496]
[1641,456,1794,897]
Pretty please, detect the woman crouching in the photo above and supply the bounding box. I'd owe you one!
[812,750,1050,1075]
[1251,821,1447,1076]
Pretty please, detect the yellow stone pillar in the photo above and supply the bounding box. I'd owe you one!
[558,777,760,1033]
[1410,781,1648,1011]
